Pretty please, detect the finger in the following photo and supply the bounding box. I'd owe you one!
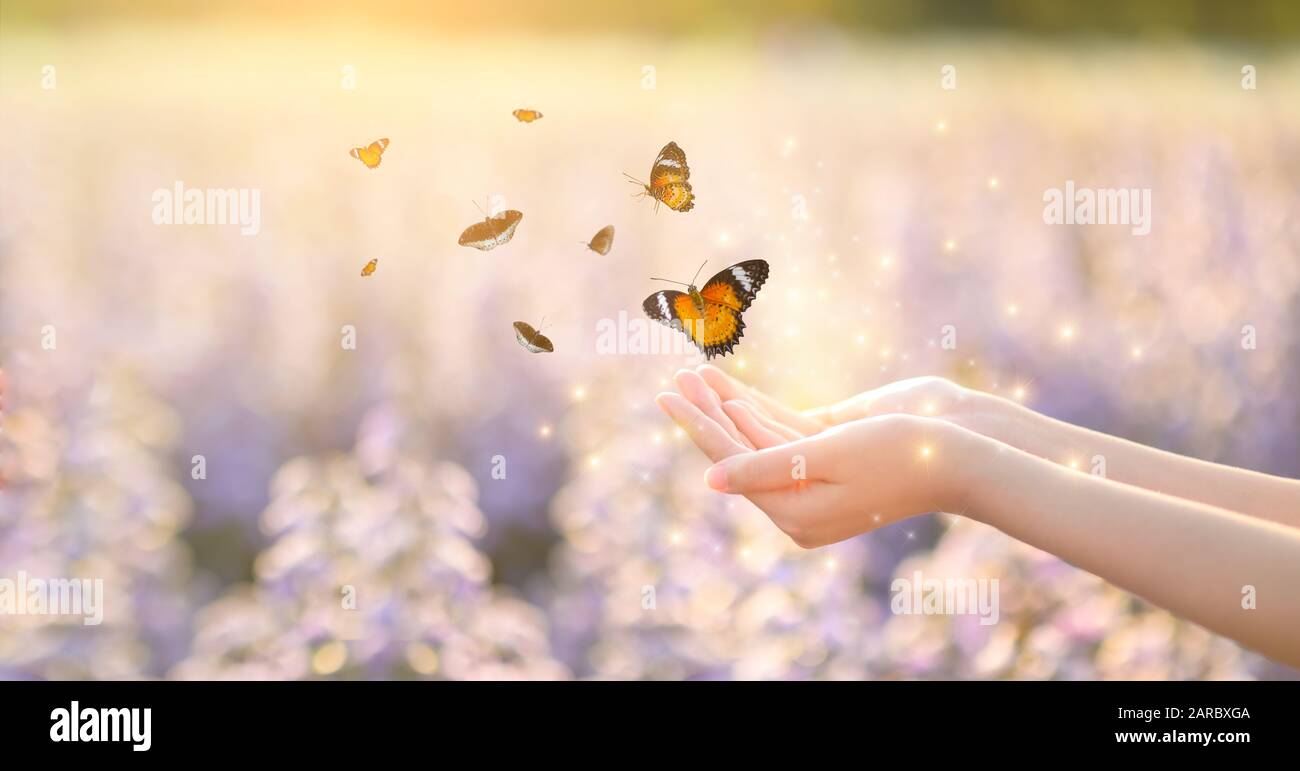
[814,378,935,424]
[725,399,802,444]
[704,435,833,494]
[696,364,823,436]
[673,369,756,450]
[654,392,749,463]
[722,401,787,449]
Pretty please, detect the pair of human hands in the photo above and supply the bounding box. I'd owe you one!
[654,365,1014,547]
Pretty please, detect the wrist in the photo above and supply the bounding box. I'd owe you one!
[939,421,1011,523]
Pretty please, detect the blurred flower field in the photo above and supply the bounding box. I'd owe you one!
[1,23,1298,679]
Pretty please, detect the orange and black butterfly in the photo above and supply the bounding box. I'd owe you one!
[643,259,768,359]
[361,258,378,276]
[626,141,694,212]
[585,225,614,255]
[349,138,389,169]
[458,208,523,251]
[512,109,543,123]
[513,320,554,353]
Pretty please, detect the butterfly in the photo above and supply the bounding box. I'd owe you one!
[512,109,543,123]
[349,138,389,169]
[513,320,554,353]
[626,141,694,212]
[361,258,378,276]
[458,209,523,251]
[585,225,614,255]
[642,259,769,359]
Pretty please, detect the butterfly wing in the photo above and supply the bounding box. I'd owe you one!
[361,259,377,276]
[513,321,554,353]
[648,142,694,212]
[700,260,769,312]
[513,109,542,123]
[643,289,710,353]
[459,210,524,250]
[588,225,615,254]
[691,260,770,358]
[350,138,388,169]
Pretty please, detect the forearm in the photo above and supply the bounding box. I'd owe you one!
[961,432,1300,668]
[995,402,1300,529]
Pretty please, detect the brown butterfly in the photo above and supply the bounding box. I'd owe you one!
[626,141,694,212]
[512,109,543,123]
[513,320,554,353]
[349,138,389,169]
[361,258,378,276]
[643,260,769,359]
[458,208,523,251]
[585,225,614,255]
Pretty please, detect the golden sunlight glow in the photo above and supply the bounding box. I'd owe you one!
[311,641,347,676]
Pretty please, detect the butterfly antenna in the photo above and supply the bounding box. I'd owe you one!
[649,277,691,287]
[690,260,708,286]
[472,199,487,218]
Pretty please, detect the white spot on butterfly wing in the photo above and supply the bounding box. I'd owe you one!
[731,266,753,292]
[657,292,671,319]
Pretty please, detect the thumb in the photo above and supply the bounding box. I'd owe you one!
[704,437,830,494]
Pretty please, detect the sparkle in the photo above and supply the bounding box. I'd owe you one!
[587,454,601,468]
[922,402,938,415]
[934,119,948,133]
[944,238,957,252]
[405,643,440,676]
[1060,325,1075,340]
[919,445,933,459]
[1131,346,1143,360]
[572,385,587,401]
[824,557,838,572]
[538,424,552,438]
[1013,385,1027,401]
[880,255,893,269]
[988,176,1000,189]
[311,641,347,676]
[1006,303,1020,316]
[670,531,683,545]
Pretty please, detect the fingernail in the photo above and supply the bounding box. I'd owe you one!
[704,463,729,492]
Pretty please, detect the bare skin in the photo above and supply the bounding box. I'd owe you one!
[655,365,1300,668]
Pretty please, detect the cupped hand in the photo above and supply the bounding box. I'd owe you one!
[656,369,980,548]
[695,365,1031,450]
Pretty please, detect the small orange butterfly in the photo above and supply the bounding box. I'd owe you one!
[626,141,694,212]
[512,109,543,123]
[361,259,378,276]
[349,138,389,169]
